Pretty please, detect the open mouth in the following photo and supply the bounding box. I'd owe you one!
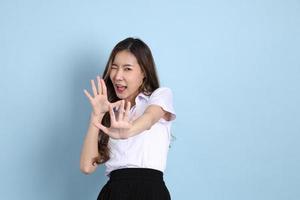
[115,84,127,93]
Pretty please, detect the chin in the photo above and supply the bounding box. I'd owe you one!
[116,93,125,99]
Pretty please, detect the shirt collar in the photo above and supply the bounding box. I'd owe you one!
[135,92,150,103]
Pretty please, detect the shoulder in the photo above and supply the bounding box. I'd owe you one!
[147,87,176,121]
[149,87,173,99]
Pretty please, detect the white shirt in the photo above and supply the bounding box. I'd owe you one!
[105,87,176,176]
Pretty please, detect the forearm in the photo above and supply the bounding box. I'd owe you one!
[126,113,154,138]
[96,105,165,140]
[80,113,104,174]
[126,105,166,138]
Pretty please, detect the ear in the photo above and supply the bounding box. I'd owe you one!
[140,67,146,78]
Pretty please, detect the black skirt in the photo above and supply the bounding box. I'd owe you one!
[97,168,171,200]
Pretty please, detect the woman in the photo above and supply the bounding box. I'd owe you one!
[80,37,176,200]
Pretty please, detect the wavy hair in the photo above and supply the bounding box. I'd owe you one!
[92,37,160,165]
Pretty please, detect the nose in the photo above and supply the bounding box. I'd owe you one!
[114,68,123,81]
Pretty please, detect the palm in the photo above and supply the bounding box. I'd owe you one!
[106,118,132,139]
[91,94,110,115]
[84,76,119,115]
[93,100,132,139]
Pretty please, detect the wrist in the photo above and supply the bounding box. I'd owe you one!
[90,112,104,124]
[91,112,105,119]
[123,124,134,139]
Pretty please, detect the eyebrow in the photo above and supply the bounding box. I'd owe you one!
[111,63,133,67]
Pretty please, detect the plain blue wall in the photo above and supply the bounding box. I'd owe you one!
[0,0,299,199]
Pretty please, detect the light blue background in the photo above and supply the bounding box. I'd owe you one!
[0,0,299,199]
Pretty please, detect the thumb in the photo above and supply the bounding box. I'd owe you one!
[110,100,123,110]
[95,122,109,134]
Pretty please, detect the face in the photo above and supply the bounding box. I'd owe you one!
[109,50,145,105]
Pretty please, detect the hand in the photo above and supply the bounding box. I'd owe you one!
[93,100,132,139]
[84,76,120,116]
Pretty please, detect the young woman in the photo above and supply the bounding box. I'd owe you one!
[80,37,176,200]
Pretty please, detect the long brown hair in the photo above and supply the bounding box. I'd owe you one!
[92,37,160,165]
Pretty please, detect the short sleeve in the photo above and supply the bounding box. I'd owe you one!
[148,87,176,121]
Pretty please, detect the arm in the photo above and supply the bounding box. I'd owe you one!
[80,76,120,174]
[95,103,168,139]
[94,87,175,139]
[79,113,104,174]
[127,105,167,138]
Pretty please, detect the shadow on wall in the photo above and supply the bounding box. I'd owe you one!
[37,45,108,200]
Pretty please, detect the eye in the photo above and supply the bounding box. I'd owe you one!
[111,65,118,70]
[124,67,132,71]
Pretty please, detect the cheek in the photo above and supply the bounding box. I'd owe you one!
[136,75,144,87]
[109,71,114,80]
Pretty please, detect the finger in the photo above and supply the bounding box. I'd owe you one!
[94,122,112,137]
[97,76,102,95]
[124,101,131,121]
[92,121,101,129]
[83,89,93,101]
[118,100,125,121]
[93,122,109,134]
[101,79,107,96]
[91,79,98,97]
[95,122,109,134]
[109,104,116,124]
[110,100,122,112]
[111,100,122,110]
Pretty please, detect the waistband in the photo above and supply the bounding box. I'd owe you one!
[109,168,164,182]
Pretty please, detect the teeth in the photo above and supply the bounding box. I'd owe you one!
[116,85,126,88]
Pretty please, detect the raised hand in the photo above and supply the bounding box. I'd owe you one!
[93,100,133,139]
[84,76,121,116]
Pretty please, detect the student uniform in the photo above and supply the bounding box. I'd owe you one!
[97,87,176,200]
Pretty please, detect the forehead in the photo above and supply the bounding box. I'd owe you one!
[113,50,138,65]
